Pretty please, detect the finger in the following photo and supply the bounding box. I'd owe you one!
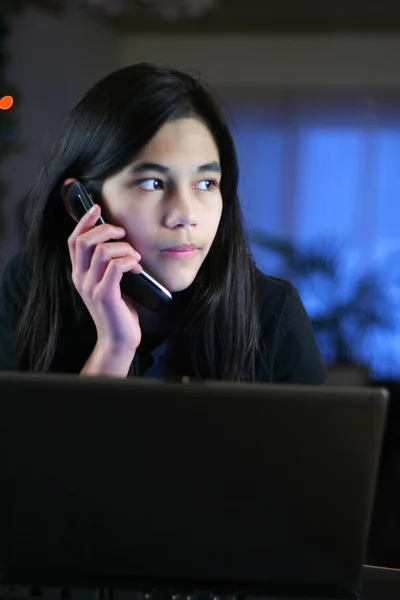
[67,204,102,261]
[86,242,142,291]
[93,256,142,302]
[73,224,128,278]
[67,204,125,266]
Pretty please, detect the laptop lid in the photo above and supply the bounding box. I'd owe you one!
[0,373,389,599]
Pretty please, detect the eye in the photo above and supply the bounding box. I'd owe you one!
[136,178,164,191]
[194,179,219,191]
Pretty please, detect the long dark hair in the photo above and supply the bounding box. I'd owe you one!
[15,63,261,380]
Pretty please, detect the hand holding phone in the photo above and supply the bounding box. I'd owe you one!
[66,182,172,311]
[66,199,143,366]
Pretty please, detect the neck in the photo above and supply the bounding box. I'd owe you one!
[136,303,175,336]
[136,283,195,336]
[137,286,194,336]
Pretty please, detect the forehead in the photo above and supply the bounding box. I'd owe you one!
[136,117,220,162]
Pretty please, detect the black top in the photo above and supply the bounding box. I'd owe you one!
[0,252,325,383]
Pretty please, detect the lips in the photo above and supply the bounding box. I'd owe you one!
[159,243,200,260]
[162,243,198,252]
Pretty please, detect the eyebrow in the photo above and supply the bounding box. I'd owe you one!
[130,161,222,175]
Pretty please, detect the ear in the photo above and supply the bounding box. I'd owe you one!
[61,177,79,222]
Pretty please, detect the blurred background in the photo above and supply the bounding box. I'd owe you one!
[2,0,400,381]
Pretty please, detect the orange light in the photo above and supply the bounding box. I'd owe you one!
[0,96,14,110]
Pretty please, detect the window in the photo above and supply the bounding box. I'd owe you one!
[231,95,400,378]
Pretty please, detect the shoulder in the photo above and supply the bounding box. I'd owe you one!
[255,269,295,315]
[255,268,313,327]
[255,269,326,385]
[255,269,305,332]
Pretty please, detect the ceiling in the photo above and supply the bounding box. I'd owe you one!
[107,0,400,33]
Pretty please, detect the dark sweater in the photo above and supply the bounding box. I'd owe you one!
[0,252,325,383]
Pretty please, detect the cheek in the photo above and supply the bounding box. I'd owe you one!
[108,206,155,253]
[101,185,153,241]
[125,217,154,253]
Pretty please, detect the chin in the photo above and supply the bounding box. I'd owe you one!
[158,270,199,293]
[166,277,197,293]
[145,257,204,294]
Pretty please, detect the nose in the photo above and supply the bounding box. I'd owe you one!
[164,185,198,229]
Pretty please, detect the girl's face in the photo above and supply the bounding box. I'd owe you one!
[101,118,223,293]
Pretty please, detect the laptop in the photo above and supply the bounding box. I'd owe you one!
[0,373,388,599]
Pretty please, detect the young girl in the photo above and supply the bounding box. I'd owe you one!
[0,63,325,383]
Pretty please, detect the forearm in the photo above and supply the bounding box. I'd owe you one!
[80,342,135,378]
